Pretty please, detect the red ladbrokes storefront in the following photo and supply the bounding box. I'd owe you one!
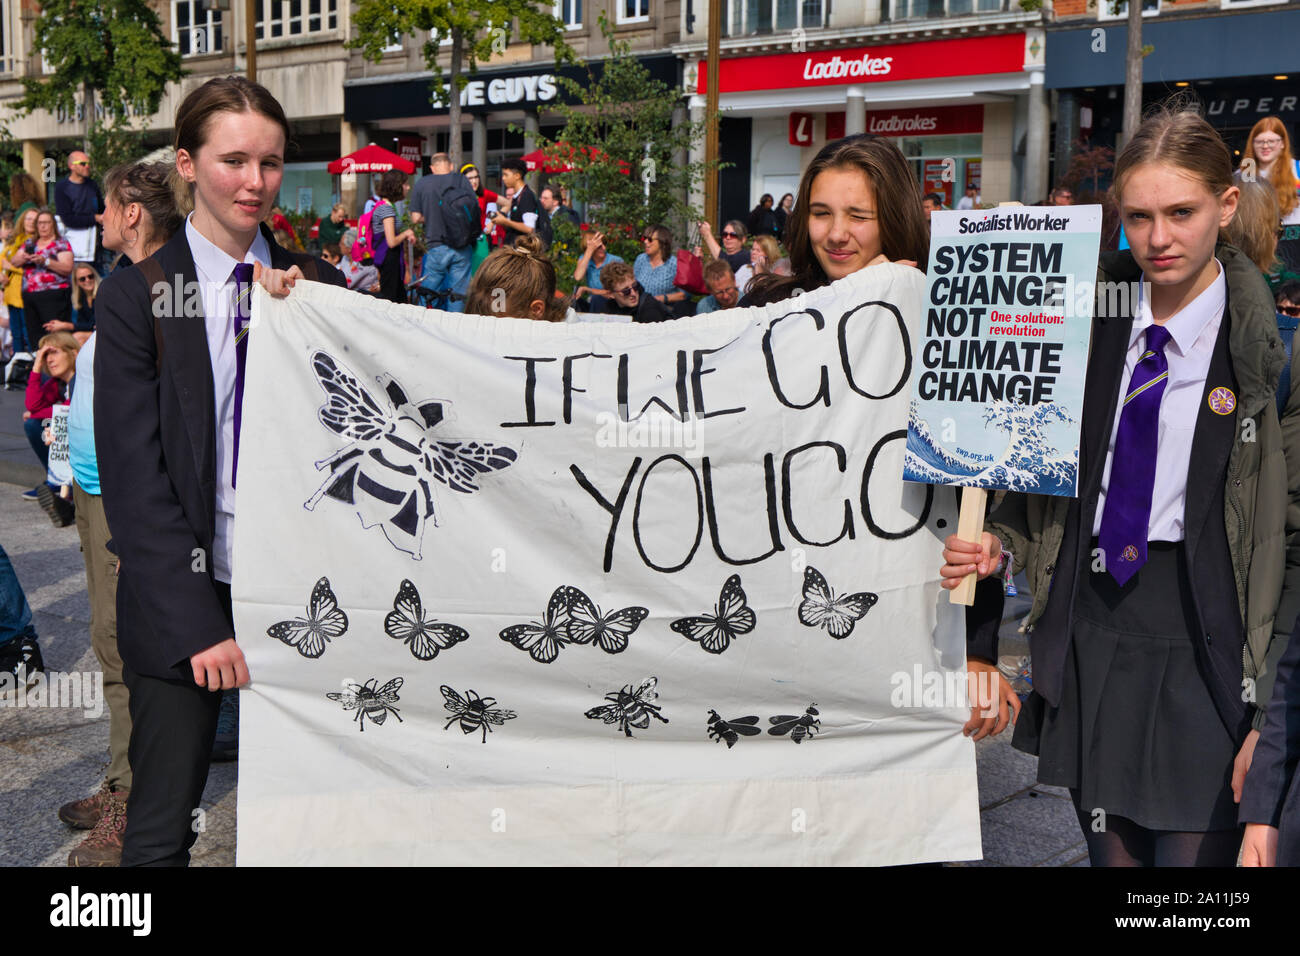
[689,32,1040,212]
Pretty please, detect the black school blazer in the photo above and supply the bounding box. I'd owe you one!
[93,224,346,680]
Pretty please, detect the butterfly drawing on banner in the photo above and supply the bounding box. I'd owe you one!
[499,585,580,664]
[441,685,517,743]
[303,350,517,559]
[385,579,468,661]
[565,588,649,655]
[706,709,762,749]
[266,576,348,658]
[797,566,879,640]
[671,574,756,654]
[327,677,404,732]
[585,676,670,738]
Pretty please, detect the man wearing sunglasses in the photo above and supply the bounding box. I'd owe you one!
[599,261,672,323]
[54,151,104,267]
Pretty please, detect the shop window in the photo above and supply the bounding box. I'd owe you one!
[617,0,650,24]
[255,0,338,40]
[173,0,223,56]
[727,0,824,34]
[554,0,583,29]
[1097,0,1159,19]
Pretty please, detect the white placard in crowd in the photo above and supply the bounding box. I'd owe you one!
[232,267,980,866]
[60,223,97,263]
[45,404,71,488]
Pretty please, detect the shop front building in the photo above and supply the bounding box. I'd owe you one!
[1047,3,1300,190]
[676,14,1049,223]
[342,55,680,195]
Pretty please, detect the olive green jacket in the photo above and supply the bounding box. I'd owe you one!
[988,244,1300,730]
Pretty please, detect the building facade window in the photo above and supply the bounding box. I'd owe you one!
[255,0,339,40]
[884,0,1004,18]
[0,0,14,76]
[1096,0,1159,20]
[554,0,583,29]
[617,0,650,24]
[728,0,826,34]
[173,0,223,56]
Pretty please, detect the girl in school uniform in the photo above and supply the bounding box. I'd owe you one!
[942,104,1300,866]
[94,76,345,866]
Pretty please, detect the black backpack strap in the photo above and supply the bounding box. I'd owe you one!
[134,257,167,372]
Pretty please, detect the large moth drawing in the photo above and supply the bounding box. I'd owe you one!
[304,350,517,558]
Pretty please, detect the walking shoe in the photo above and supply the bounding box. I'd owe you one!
[211,688,239,762]
[36,483,75,528]
[59,781,122,830]
[67,790,128,867]
[20,486,39,501]
[0,634,43,699]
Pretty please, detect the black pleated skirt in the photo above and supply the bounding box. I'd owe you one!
[1012,542,1240,832]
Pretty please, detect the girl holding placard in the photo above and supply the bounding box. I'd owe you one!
[942,104,1300,867]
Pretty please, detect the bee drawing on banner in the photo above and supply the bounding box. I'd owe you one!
[500,585,581,664]
[670,574,756,655]
[768,704,820,744]
[385,578,468,661]
[585,676,670,738]
[327,677,404,732]
[266,576,348,658]
[706,709,762,749]
[565,587,649,655]
[303,350,517,559]
[441,685,518,743]
[797,566,879,639]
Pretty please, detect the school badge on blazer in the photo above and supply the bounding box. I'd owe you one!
[1207,386,1236,415]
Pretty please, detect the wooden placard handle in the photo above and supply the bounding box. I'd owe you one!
[949,487,988,606]
[944,199,1018,605]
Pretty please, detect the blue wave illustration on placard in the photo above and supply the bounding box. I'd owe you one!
[903,400,1078,496]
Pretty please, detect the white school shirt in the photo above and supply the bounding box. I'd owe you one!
[1091,260,1226,542]
[185,214,271,583]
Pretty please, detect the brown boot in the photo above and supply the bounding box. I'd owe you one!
[58,781,119,830]
[67,791,128,867]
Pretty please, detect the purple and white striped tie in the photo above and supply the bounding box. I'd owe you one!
[1098,324,1172,586]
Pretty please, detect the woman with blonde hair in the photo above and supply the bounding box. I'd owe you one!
[1239,117,1299,225]
[945,103,1300,867]
[1,206,38,355]
[464,234,567,322]
[1224,179,1282,276]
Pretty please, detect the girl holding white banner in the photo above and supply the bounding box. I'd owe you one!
[942,105,1300,867]
[94,76,346,867]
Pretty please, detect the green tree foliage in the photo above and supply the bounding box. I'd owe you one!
[17,0,183,157]
[350,0,574,170]
[532,14,718,277]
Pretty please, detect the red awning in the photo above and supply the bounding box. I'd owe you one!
[521,145,630,176]
[328,144,416,175]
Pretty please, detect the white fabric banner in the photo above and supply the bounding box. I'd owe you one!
[233,264,980,866]
[61,224,96,263]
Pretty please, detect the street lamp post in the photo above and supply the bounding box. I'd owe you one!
[703,0,721,228]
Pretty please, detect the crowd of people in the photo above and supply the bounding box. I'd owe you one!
[3,74,1300,870]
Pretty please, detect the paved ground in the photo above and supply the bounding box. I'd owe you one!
[0,383,1085,867]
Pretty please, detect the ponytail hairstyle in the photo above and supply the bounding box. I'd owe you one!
[465,234,567,322]
[103,160,184,250]
[1111,100,1236,242]
[1225,178,1282,275]
[1242,116,1298,219]
[749,133,928,306]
